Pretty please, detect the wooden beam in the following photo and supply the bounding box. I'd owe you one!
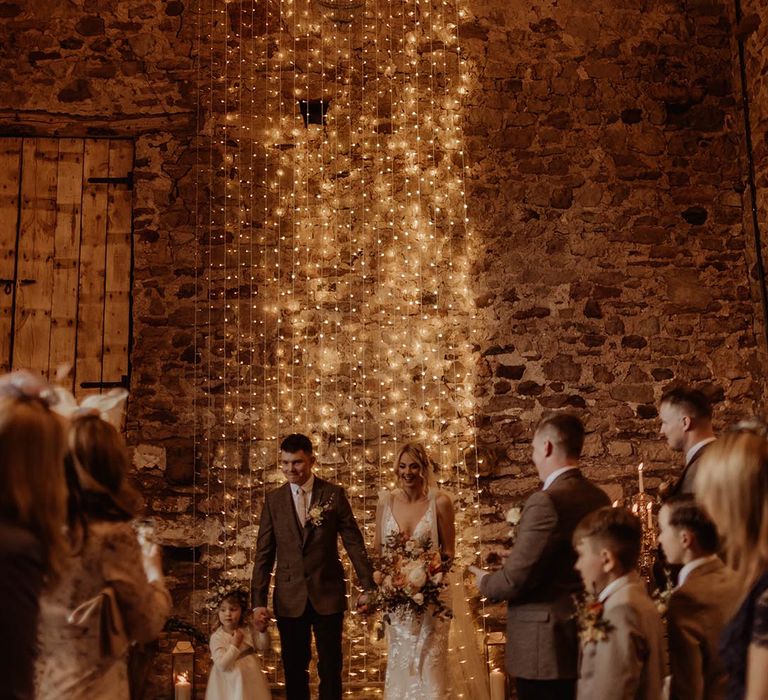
[0,110,195,138]
[74,139,110,397]
[102,140,133,386]
[49,138,84,389]
[14,138,58,377]
[0,138,21,372]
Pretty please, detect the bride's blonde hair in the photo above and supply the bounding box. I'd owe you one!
[394,442,435,495]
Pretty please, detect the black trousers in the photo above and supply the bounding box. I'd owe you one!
[515,677,576,700]
[276,601,344,700]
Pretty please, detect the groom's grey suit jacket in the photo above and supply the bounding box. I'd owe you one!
[251,476,374,617]
[480,469,610,680]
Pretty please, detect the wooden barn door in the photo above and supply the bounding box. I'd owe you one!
[0,137,133,397]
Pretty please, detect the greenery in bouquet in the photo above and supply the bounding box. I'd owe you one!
[372,532,452,624]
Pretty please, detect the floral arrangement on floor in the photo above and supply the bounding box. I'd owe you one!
[164,616,209,645]
[573,592,614,644]
[372,532,452,623]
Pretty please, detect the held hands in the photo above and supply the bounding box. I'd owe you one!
[140,542,164,584]
[468,565,489,589]
[355,591,373,615]
[252,606,271,631]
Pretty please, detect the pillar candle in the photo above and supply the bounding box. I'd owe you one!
[175,677,192,700]
[638,462,645,493]
[490,668,506,700]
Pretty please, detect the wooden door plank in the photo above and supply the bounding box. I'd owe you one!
[102,140,132,385]
[0,138,21,372]
[75,139,110,397]
[14,138,57,377]
[49,138,84,388]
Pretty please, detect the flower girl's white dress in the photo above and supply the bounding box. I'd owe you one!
[380,489,451,700]
[205,626,271,700]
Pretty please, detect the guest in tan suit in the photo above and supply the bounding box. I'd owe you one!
[251,434,374,700]
[472,413,610,700]
[657,495,739,700]
[573,507,667,700]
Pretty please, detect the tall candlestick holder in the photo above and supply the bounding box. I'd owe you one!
[629,490,656,583]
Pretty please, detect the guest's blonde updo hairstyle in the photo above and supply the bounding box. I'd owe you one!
[394,442,435,495]
[696,429,768,588]
[0,395,68,583]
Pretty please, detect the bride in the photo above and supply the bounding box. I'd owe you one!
[374,442,455,699]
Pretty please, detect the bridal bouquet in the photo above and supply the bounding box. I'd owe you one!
[372,532,451,622]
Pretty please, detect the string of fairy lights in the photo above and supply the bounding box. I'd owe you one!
[194,0,485,691]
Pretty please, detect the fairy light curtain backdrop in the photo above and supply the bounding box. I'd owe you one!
[193,0,482,689]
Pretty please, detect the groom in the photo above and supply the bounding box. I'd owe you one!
[251,433,374,700]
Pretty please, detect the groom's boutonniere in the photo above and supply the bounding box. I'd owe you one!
[307,498,333,527]
[573,593,613,644]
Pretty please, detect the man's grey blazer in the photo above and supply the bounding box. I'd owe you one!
[480,468,610,680]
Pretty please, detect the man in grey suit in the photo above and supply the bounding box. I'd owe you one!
[473,413,610,700]
[251,434,374,700]
[658,386,716,496]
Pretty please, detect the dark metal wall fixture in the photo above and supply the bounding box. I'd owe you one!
[734,2,768,349]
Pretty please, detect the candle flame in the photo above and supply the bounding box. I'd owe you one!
[638,462,644,471]
[176,672,190,683]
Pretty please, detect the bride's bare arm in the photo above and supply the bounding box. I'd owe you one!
[435,492,455,565]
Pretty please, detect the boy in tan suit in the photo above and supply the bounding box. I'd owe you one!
[657,495,740,700]
[573,506,667,700]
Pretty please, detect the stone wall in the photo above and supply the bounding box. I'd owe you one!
[738,0,768,351]
[466,0,768,590]
[2,0,768,697]
[0,0,202,696]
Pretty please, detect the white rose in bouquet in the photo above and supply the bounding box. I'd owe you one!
[412,592,424,605]
[405,562,428,589]
[431,571,443,585]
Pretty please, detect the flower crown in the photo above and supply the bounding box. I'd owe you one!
[205,581,250,613]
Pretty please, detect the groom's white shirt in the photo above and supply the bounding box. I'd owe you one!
[291,474,314,524]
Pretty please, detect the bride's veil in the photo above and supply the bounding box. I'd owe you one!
[447,569,491,700]
[437,487,490,700]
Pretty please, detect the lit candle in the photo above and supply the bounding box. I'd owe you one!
[638,462,645,493]
[612,500,619,508]
[175,674,192,700]
[646,502,653,529]
[490,668,506,700]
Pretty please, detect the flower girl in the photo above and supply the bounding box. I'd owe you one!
[205,585,271,700]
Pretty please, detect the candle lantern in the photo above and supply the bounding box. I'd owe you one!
[484,632,508,700]
[172,640,194,700]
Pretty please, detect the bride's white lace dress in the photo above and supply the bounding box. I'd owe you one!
[380,489,452,700]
